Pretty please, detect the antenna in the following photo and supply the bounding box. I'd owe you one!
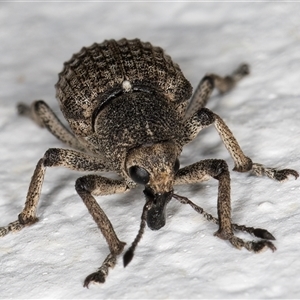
[123,199,152,267]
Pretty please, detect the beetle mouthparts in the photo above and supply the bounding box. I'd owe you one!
[143,188,173,230]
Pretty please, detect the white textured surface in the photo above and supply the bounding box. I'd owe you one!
[1,3,300,299]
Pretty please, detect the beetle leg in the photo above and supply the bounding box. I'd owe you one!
[18,100,86,152]
[183,107,299,181]
[185,64,249,118]
[75,174,128,287]
[0,148,112,234]
[0,157,45,236]
[0,148,129,285]
[172,194,275,240]
[251,163,299,182]
[207,63,250,94]
[173,194,275,240]
[174,159,276,252]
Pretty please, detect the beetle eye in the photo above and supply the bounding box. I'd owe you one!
[174,158,180,173]
[128,166,150,185]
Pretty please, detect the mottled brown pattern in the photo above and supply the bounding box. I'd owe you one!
[56,39,192,137]
[0,38,298,287]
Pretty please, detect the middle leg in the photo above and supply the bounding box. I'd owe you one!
[182,106,298,181]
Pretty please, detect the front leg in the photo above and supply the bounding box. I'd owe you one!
[75,174,130,287]
[183,105,298,181]
[175,159,276,252]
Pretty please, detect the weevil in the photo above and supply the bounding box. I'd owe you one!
[0,38,298,287]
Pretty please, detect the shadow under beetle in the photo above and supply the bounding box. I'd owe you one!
[0,38,298,287]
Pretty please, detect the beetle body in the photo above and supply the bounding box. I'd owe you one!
[56,39,191,168]
[0,38,298,287]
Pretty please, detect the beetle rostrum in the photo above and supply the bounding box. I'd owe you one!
[0,38,298,288]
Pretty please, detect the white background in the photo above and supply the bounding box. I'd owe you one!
[0,2,300,299]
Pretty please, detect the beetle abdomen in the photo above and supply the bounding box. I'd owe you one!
[55,38,192,137]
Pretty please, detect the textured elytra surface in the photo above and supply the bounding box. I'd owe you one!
[56,38,192,137]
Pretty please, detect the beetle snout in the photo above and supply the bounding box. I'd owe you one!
[143,188,173,230]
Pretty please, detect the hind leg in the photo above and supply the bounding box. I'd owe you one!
[18,100,85,151]
[185,64,249,118]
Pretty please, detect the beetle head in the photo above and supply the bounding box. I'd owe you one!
[125,141,180,230]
